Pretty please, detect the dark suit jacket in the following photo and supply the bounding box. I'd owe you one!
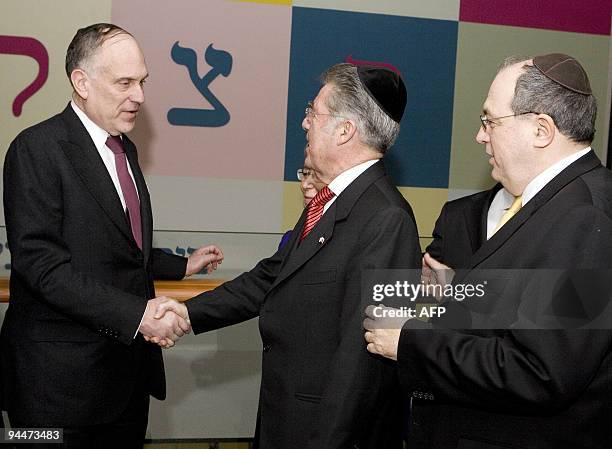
[399,151,612,449]
[0,104,187,426]
[425,185,500,269]
[185,161,421,449]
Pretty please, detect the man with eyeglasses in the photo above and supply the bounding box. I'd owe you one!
[297,166,323,206]
[153,63,421,449]
[278,151,326,250]
[365,53,612,449]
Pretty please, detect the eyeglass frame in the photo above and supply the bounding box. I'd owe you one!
[304,101,345,122]
[297,167,320,182]
[479,111,538,130]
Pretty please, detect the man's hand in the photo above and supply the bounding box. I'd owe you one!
[153,297,190,322]
[185,244,224,277]
[421,252,455,301]
[139,296,191,348]
[363,304,408,361]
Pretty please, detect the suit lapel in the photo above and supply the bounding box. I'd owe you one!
[473,184,502,249]
[271,204,337,289]
[467,151,602,270]
[58,105,142,252]
[270,161,387,290]
[462,196,486,253]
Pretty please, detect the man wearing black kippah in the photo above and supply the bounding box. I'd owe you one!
[153,63,421,449]
[365,53,612,448]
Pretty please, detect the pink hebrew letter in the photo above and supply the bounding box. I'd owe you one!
[0,35,49,116]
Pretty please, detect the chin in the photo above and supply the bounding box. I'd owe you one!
[117,123,136,134]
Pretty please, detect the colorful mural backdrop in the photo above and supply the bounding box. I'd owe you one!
[1,0,611,254]
[0,0,611,439]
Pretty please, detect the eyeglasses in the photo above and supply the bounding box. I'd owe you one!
[297,168,318,181]
[304,101,344,121]
[480,112,537,130]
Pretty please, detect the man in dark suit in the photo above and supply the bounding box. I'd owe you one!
[153,63,421,449]
[365,53,612,448]
[424,186,499,270]
[0,23,222,448]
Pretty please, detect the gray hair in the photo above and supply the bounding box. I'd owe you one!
[65,23,131,79]
[500,56,597,144]
[320,63,400,153]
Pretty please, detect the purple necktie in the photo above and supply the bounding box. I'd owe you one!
[105,135,142,250]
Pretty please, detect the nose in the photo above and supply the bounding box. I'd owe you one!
[131,83,145,104]
[476,125,488,144]
[302,115,310,131]
[301,178,312,192]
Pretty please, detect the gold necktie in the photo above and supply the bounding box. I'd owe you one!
[492,195,522,235]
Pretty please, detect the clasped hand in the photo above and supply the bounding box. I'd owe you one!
[363,253,454,360]
[139,296,191,349]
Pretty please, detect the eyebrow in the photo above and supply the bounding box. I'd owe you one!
[116,74,149,82]
[482,109,497,119]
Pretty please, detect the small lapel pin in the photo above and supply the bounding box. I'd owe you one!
[318,236,325,244]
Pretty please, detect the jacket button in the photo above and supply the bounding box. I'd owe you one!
[263,345,271,352]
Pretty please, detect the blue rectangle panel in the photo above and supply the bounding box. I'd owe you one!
[285,7,458,188]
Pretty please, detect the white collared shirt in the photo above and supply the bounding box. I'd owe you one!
[486,147,592,239]
[71,102,146,338]
[70,101,139,212]
[324,159,380,213]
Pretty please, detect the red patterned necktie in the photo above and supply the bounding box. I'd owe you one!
[300,186,335,241]
[106,135,142,250]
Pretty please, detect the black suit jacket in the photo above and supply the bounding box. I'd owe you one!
[399,151,612,449]
[0,104,186,426]
[425,185,500,269]
[185,161,421,449]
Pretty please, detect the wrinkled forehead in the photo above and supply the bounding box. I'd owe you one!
[93,33,147,78]
[101,28,134,45]
[94,32,141,62]
[313,83,335,109]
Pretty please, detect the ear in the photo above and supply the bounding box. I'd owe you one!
[337,119,357,146]
[70,69,89,100]
[533,113,555,148]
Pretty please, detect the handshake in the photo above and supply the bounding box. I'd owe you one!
[139,296,190,348]
[138,243,224,348]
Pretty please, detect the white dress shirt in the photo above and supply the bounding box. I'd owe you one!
[71,101,139,212]
[324,159,379,213]
[71,101,145,337]
[486,147,592,239]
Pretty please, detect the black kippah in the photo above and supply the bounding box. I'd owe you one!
[357,66,407,123]
[532,53,592,95]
